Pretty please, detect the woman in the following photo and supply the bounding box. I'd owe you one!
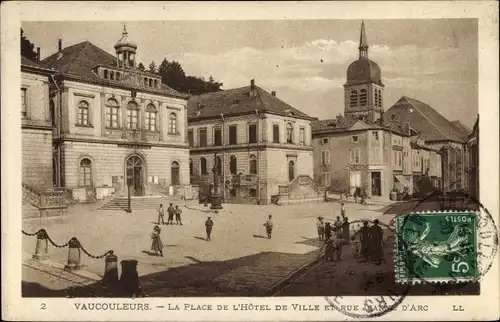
[151,225,164,257]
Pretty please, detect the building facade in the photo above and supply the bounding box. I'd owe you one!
[188,80,318,205]
[42,27,191,202]
[468,115,479,200]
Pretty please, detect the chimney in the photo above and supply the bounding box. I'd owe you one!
[271,91,276,97]
[36,47,40,63]
[250,79,255,89]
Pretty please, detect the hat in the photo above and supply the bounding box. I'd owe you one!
[208,216,211,219]
[318,216,324,219]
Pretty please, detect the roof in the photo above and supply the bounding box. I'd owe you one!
[187,85,313,121]
[21,56,55,73]
[311,117,358,133]
[312,115,414,137]
[42,41,183,98]
[450,120,471,141]
[345,58,383,86]
[384,96,466,143]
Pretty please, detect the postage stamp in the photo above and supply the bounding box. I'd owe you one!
[395,211,478,283]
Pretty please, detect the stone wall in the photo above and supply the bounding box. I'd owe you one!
[22,129,53,189]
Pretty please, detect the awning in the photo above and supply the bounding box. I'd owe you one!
[394,174,411,188]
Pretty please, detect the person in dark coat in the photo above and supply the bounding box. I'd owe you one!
[205,216,214,241]
[359,221,370,260]
[369,219,384,264]
[167,203,174,225]
[174,205,183,225]
[324,222,332,241]
[341,217,350,244]
[334,216,342,233]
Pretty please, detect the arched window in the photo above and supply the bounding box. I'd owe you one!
[149,79,153,87]
[77,100,89,125]
[116,72,121,81]
[171,161,180,185]
[145,104,157,131]
[349,90,358,107]
[216,156,222,175]
[230,155,237,174]
[103,70,109,79]
[359,89,367,106]
[126,101,139,129]
[110,71,115,81]
[288,160,295,182]
[249,154,257,174]
[105,98,120,128]
[200,157,207,175]
[154,79,158,88]
[189,159,194,176]
[143,78,148,87]
[286,123,293,144]
[79,158,92,187]
[169,112,177,134]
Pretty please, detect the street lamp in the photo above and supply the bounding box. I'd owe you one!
[126,176,132,213]
[210,152,223,210]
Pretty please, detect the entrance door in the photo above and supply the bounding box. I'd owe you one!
[371,171,381,196]
[349,171,361,195]
[126,156,144,196]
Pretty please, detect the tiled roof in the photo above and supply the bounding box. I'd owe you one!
[187,85,312,121]
[311,117,358,133]
[450,120,471,142]
[384,96,465,143]
[21,56,54,72]
[42,41,183,98]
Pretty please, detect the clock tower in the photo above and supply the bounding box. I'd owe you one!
[344,21,385,123]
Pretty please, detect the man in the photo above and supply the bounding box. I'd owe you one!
[167,203,174,225]
[340,202,346,218]
[174,205,183,226]
[316,216,325,241]
[369,219,384,265]
[341,216,350,244]
[156,204,165,225]
[359,221,370,260]
[264,215,273,239]
[205,216,214,241]
[334,216,342,233]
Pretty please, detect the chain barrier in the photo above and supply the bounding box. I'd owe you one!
[46,234,70,248]
[74,237,114,260]
[22,229,45,237]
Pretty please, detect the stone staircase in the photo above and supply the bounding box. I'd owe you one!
[22,182,68,218]
[99,196,184,211]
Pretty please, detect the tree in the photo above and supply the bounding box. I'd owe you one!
[21,28,38,61]
[148,61,157,74]
[137,62,145,71]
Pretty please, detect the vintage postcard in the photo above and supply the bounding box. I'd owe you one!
[1,1,499,321]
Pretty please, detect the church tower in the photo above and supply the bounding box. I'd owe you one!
[344,21,385,123]
[114,25,137,69]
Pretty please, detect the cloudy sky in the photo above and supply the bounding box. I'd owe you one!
[22,19,478,128]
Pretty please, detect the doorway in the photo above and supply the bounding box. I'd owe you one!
[126,155,144,196]
[371,171,381,196]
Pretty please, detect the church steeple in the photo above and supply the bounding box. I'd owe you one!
[358,20,369,59]
[114,25,137,69]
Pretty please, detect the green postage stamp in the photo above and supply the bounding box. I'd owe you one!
[395,211,478,283]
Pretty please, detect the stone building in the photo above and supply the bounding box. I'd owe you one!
[42,27,191,202]
[468,115,479,200]
[187,80,320,205]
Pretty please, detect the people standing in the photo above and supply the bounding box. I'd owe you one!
[324,222,332,241]
[341,216,350,244]
[205,216,214,241]
[334,216,342,233]
[340,202,346,218]
[174,205,183,225]
[334,231,343,261]
[359,221,370,260]
[369,219,384,265]
[264,215,274,239]
[157,204,165,225]
[317,216,325,241]
[150,225,163,257]
[167,203,174,225]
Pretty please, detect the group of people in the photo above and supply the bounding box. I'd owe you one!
[355,219,384,265]
[156,203,183,226]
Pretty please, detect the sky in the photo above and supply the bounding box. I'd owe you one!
[22,19,478,128]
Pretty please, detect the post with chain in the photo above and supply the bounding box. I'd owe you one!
[120,259,140,297]
[103,251,119,288]
[33,229,49,260]
[64,237,82,271]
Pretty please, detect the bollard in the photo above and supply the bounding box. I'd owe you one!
[32,229,49,260]
[103,251,119,288]
[120,259,140,297]
[64,237,81,271]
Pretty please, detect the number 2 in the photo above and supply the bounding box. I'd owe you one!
[41,303,46,310]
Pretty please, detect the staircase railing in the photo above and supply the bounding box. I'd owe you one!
[22,182,67,209]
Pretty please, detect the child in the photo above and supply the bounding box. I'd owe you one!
[151,225,163,257]
[340,203,346,218]
[264,215,273,239]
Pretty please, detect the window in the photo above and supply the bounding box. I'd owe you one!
[104,70,108,79]
[105,99,120,128]
[200,157,208,175]
[273,124,280,143]
[249,155,257,174]
[286,123,293,144]
[145,104,157,131]
[110,71,115,80]
[398,152,402,167]
[169,112,177,134]
[79,158,92,187]
[321,150,330,166]
[188,130,194,147]
[199,128,207,147]
[229,125,237,145]
[390,114,397,121]
[393,151,397,166]
[126,101,139,129]
[189,159,193,176]
[360,89,367,106]
[322,172,331,186]
[350,148,361,164]
[288,160,295,182]
[372,131,379,140]
[352,136,358,142]
[349,90,358,108]
[77,101,90,125]
[321,138,328,145]
[299,127,305,145]
[116,72,121,81]
[171,161,180,185]
[248,124,257,144]
[21,88,28,118]
[214,127,222,146]
[229,156,237,174]
[376,89,382,107]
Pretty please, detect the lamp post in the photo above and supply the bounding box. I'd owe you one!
[210,152,223,210]
[126,176,132,213]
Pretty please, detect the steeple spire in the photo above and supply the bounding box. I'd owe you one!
[122,25,128,36]
[359,20,369,59]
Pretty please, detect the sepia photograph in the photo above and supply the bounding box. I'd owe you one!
[2,1,498,321]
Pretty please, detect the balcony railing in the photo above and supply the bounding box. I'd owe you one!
[22,182,67,209]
